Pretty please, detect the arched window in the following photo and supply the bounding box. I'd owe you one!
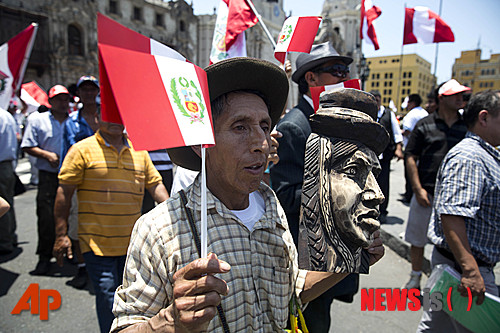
[179,20,186,32]
[68,24,83,56]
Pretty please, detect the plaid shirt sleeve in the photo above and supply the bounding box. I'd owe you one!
[435,157,483,219]
[111,210,172,332]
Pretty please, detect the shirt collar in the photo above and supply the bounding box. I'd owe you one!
[185,175,286,230]
[466,131,500,161]
[303,94,314,109]
[95,130,131,149]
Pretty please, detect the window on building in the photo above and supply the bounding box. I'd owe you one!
[385,73,388,79]
[68,24,83,56]
[479,82,483,88]
[408,72,412,78]
[492,69,496,75]
[407,81,411,86]
[133,6,142,21]
[156,13,164,27]
[376,73,380,79]
[389,73,393,79]
[109,0,118,14]
[384,81,387,87]
[371,74,376,80]
[389,81,392,87]
[481,69,485,75]
[180,20,186,32]
[371,82,375,87]
[388,89,392,95]
[383,97,388,103]
[403,72,407,78]
[376,82,380,87]
[383,89,387,95]
[379,60,383,64]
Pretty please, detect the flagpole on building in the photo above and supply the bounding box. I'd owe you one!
[432,0,444,81]
[245,0,277,48]
[396,4,407,113]
[16,23,38,92]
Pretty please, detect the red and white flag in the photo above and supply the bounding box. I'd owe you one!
[97,14,214,151]
[21,81,49,114]
[274,16,322,64]
[360,0,381,50]
[403,7,454,45]
[310,79,361,111]
[210,0,258,64]
[0,23,38,110]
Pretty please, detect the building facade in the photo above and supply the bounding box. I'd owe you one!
[316,0,361,78]
[452,49,500,92]
[365,54,436,113]
[0,0,197,92]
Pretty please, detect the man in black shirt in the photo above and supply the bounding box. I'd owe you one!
[403,79,470,289]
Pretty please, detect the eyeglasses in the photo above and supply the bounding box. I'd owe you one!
[315,64,350,78]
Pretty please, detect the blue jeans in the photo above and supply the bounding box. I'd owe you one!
[83,252,126,333]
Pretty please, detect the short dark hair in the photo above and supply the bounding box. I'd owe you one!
[408,94,422,106]
[369,90,381,98]
[210,90,271,123]
[427,90,437,104]
[463,90,500,128]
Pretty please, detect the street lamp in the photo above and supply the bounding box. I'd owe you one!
[359,54,370,91]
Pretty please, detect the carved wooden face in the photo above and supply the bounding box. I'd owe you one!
[320,144,384,248]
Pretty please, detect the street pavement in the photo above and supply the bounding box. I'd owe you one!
[1,158,499,332]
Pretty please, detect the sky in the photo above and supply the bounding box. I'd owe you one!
[191,0,500,83]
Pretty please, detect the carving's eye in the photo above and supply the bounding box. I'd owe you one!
[345,166,357,176]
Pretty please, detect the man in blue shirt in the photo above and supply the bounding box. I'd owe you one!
[418,90,500,332]
[21,85,69,275]
[0,107,18,254]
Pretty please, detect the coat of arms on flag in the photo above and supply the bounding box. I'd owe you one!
[169,76,206,124]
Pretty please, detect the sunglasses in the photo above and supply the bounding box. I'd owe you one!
[315,64,350,78]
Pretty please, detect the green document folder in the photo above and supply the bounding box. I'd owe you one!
[430,266,500,333]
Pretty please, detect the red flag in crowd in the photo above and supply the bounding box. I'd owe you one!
[210,0,258,64]
[97,14,214,151]
[403,7,455,45]
[360,0,381,50]
[21,81,49,113]
[0,23,38,110]
[274,16,322,64]
[310,80,361,111]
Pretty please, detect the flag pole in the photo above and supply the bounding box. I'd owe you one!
[432,0,444,81]
[245,0,277,48]
[201,146,207,258]
[15,23,38,93]
[396,4,406,113]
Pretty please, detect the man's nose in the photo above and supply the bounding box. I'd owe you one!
[362,172,384,207]
[250,127,269,153]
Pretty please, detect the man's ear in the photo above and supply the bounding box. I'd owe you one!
[191,145,201,158]
[477,109,489,126]
[305,71,318,87]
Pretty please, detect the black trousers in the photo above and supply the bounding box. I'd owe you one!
[36,170,59,259]
[0,161,16,252]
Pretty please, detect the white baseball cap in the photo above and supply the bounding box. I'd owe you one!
[438,79,471,96]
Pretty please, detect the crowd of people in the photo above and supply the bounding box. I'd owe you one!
[0,41,498,333]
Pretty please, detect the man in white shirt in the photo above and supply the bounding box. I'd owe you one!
[400,94,428,203]
[370,90,403,222]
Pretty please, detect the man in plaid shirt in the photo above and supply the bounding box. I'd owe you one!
[418,90,500,332]
[110,58,385,332]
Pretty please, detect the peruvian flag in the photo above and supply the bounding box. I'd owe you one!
[310,79,361,111]
[0,23,38,110]
[360,0,381,50]
[274,16,322,64]
[21,81,49,114]
[210,0,258,64]
[98,14,214,150]
[403,7,455,45]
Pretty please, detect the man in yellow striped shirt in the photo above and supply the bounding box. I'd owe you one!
[53,110,169,333]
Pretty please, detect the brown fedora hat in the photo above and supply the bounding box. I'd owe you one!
[310,88,389,155]
[167,57,289,171]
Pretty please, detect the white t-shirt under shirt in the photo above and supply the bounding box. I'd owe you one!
[230,191,266,231]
